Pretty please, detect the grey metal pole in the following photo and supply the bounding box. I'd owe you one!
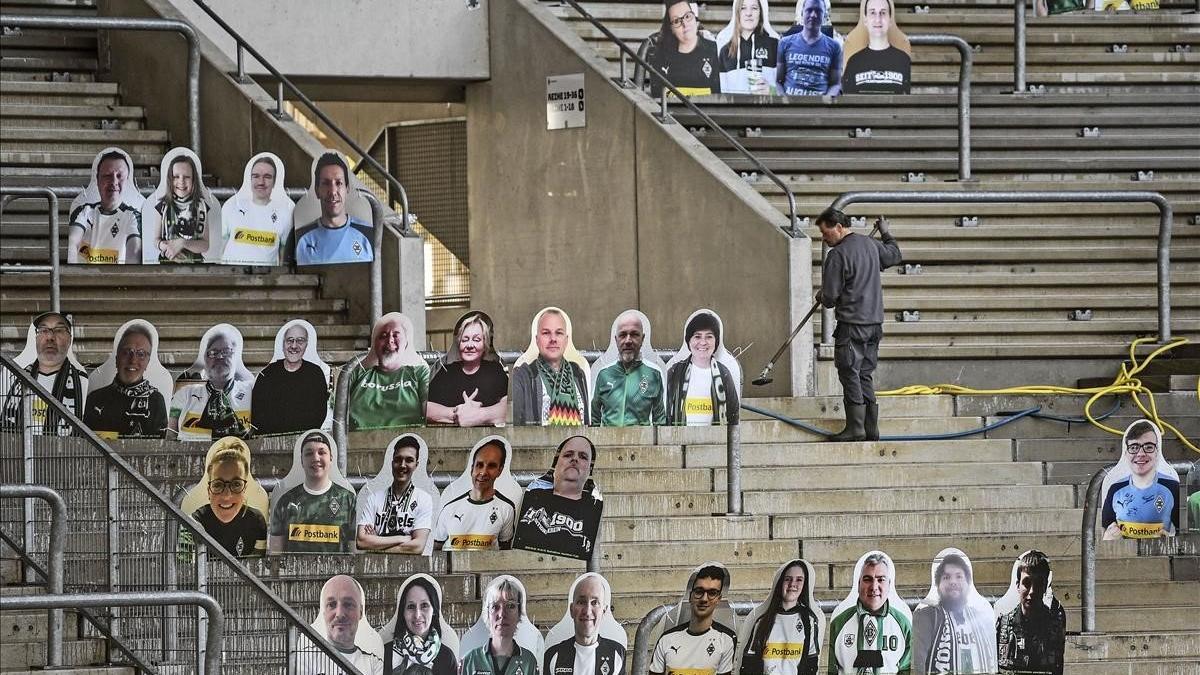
[587,540,602,573]
[0,15,200,152]
[631,604,672,675]
[364,191,385,326]
[288,624,298,675]
[828,191,1173,343]
[236,42,246,81]
[909,35,973,181]
[0,188,62,311]
[0,485,66,667]
[0,591,225,675]
[162,514,179,659]
[1013,0,1027,93]
[1080,466,1107,633]
[333,354,365,472]
[726,424,743,515]
[619,50,628,86]
[21,392,34,585]
[197,543,209,669]
[277,81,287,118]
[107,464,120,635]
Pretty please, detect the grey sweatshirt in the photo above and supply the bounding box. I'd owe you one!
[820,231,902,324]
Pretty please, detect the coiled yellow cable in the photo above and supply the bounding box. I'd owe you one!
[877,337,1197,454]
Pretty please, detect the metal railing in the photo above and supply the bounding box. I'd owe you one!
[0,354,361,674]
[0,187,60,311]
[824,191,1175,344]
[186,0,414,251]
[8,184,392,325]
[0,484,65,667]
[558,0,799,235]
[908,35,973,181]
[0,591,224,675]
[0,15,199,151]
[1079,460,1194,633]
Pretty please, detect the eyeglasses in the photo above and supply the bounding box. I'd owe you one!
[1125,442,1158,455]
[690,587,721,600]
[488,601,520,613]
[205,348,235,359]
[284,337,308,345]
[35,327,71,338]
[207,478,247,494]
[118,348,150,360]
[669,11,696,27]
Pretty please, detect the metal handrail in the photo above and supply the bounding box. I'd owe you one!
[908,35,973,182]
[0,529,158,674]
[0,354,363,674]
[186,0,413,243]
[825,191,1174,344]
[0,187,60,310]
[558,0,799,235]
[1080,460,1193,633]
[0,484,65,667]
[0,591,224,675]
[0,14,199,151]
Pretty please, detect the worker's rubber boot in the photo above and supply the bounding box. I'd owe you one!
[865,402,880,441]
[827,404,867,442]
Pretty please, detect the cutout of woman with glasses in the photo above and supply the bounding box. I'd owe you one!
[460,576,542,675]
[188,437,268,557]
[649,0,723,97]
[1101,419,1180,540]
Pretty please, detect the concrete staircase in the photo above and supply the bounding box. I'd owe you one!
[0,0,365,369]
[89,391,1200,673]
[545,0,1200,389]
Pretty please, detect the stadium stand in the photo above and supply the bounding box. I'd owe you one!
[1,0,1198,673]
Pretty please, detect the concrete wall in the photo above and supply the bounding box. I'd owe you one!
[468,0,805,395]
[162,0,488,81]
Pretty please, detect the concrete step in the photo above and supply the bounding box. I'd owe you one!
[721,461,1044,490]
[600,514,770,542]
[742,394,954,418]
[776,507,1080,539]
[0,79,119,106]
[1063,659,1200,675]
[0,608,80,640]
[685,438,1014,467]
[453,538,798,572]
[0,150,166,170]
[0,635,106,669]
[1066,631,1200,662]
[0,104,144,130]
[744,484,1075,514]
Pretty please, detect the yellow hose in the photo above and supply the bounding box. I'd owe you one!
[877,337,1197,454]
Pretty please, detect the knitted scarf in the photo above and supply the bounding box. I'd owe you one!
[677,359,727,425]
[536,358,584,426]
[198,379,249,438]
[114,378,159,436]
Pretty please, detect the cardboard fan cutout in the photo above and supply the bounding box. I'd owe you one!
[511,307,591,426]
[170,324,254,442]
[85,319,170,439]
[348,312,430,431]
[68,147,145,264]
[5,311,89,436]
[776,0,844,96]
[1188,460,1200,533]
[715,0,781,95]
[828,551,912,675]
[141,146,220,264]
[220,151,295,265]
[354,433,440,556]
[267,430,357,554]
[840,0,911,95]
[649,562,738,675]
[378,574,460,675]
[427,310,509,427]
[993,550,1065,675]
[291,150,375,266]
[543,573,627,675]
[296,574,385,675]
[912,548,997,674]
[433,435,522,551]
[1101,419,1179,539]
[664,309,742,426]
[513,435,604,560]
[179,437,269,558]
[736,559,824,675]
[647,1,723,98]
[459,575,546,672]
[251,319,332,436]
[589,309,667,427]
